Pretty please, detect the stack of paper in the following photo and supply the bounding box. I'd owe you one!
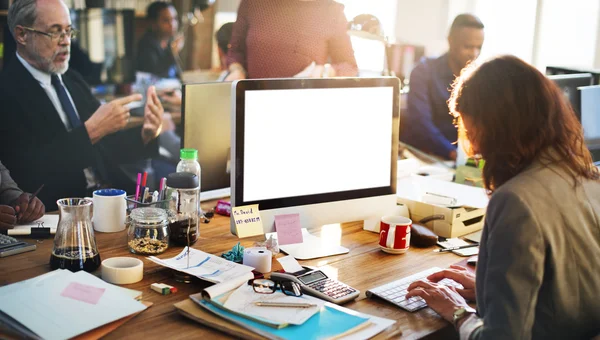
[179,294,396,340]
[148,247,255,283]
[176,274,397,339]
[0,269,148,340]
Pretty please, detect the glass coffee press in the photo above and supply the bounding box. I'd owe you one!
[50,198,101,272]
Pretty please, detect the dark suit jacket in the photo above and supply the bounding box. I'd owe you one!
[136,31,178,79]
[0,58,157,210]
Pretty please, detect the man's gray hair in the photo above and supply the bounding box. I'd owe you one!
[7,0,38,38]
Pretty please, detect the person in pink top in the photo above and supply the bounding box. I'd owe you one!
[225,0,358,80]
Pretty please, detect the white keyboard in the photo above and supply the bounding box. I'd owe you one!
[366,267,463,312]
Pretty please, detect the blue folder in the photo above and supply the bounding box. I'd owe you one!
[191,295,369,340]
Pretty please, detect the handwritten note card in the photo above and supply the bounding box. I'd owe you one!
[274,213,303,245]
[61,282,106,305]
[232,204,264,238]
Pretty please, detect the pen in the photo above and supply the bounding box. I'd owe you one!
[254,302,317,308]
[433,244,479,253]
[158,177,166,200]
[28,184,44,204]
[142,187,150,204]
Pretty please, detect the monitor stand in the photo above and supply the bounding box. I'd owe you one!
[265,229,349,260]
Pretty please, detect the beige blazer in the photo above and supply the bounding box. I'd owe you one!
[474,156,600,339]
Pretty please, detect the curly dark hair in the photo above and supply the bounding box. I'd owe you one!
[448,55,599,192]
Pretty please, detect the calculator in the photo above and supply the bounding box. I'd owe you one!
[270,266,360,304]
[0,234,36,258]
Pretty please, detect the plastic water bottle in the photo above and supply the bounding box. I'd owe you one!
[176,148,201,191]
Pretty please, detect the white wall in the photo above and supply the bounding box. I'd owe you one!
[337,0,398,40]
[533,0,600,69]
[394,0,450,56]
[392,0,600,70]
[216,0,240,13]
[451,0,538,63]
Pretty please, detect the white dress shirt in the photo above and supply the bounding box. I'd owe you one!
[16,52,81,131]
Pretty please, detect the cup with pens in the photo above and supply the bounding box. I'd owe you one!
[126,173,173,255]
[125,173,171,211]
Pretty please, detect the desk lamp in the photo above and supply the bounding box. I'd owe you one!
[347,14,392,76]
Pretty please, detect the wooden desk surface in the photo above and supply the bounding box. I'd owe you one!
[0,200,466,340]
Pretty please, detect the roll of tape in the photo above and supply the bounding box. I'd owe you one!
[243,247,272,273]
[101,257,144,284]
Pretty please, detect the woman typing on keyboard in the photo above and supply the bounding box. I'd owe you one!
[405,56,600,339]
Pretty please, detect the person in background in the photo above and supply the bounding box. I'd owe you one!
[225,0,357,80]
[215,22,234,81]
[0,161,45,230]
[401,14,484,160]
[0,0,163,210]
[136,1,183,78]
[406,55,600,338]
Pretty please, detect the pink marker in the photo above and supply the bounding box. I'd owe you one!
[158,177,167,200]
[135,173,142,201]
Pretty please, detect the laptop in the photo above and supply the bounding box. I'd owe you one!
[182,82,233,201]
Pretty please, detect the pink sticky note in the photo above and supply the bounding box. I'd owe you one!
[61,282,106,305]
[275,213,303,245]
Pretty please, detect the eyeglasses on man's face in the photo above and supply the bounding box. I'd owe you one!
[21,26,79,42]
[249,278,303,297]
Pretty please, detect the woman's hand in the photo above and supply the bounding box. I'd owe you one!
[406,279,470,322]
[427,265,477,301]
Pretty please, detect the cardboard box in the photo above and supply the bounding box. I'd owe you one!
[396,175,488,238]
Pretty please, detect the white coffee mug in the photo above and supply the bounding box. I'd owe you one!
[92,189,127,233]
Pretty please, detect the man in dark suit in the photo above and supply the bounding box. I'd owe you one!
[0,0,164,210]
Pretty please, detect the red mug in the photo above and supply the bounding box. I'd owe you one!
[379,216,412,254]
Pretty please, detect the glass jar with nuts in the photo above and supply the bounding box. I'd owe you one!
[128,207,169,255]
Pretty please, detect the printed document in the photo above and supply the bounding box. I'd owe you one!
[149,247,255,283]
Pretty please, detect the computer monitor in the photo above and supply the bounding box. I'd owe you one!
[350,36,387,77]
[182,82,233,200]
[580,85,600,160]
[230,77,399,235]
[548,73,593,119]
[546,66,600,85]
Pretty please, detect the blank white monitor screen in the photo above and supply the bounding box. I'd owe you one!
[243,87,393,202]
[350,35,386,76]
[231,78,399,234]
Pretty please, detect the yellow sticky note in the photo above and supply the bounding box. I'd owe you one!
[232,204,264,238]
